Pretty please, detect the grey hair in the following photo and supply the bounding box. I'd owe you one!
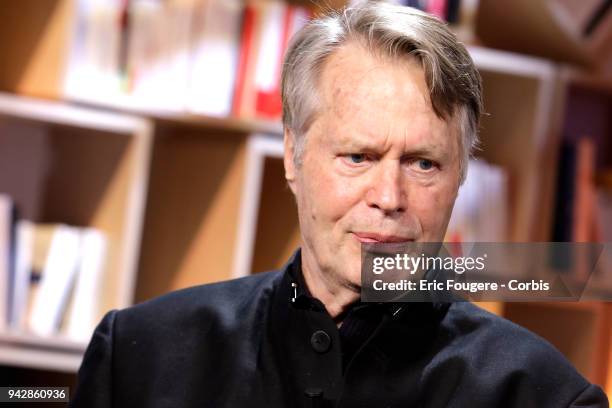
[281,0,483,184]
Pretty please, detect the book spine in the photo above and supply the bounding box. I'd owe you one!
[10,221,34,330]
[552,141,578,242]
[28,226,82,336]
[0,195,15,330]
[187,0,243,116]
[232,4,256,117]
[65,229,107,341]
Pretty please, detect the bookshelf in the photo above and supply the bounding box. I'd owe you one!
[232,134,300,278]
[497,56,612,390]
[0,0,609,398]
[467,46,559,242]
[0,93,152,373]
[134,124,248,301]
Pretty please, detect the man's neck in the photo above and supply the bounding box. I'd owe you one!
[300,253,360,320]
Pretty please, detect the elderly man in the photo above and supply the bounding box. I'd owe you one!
[71,2,608,407]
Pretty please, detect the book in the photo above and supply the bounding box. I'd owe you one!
[252,1,287,119]
[185,0,243,117]
[233,0,311,119]
[9,220,34,330]
[232,3,262,118]
[426,0,447,20]
[64,0,123,104]
[255,3,310,119]
[572,137,596,243]
[0,194,15,330]
[63,228,107,341]
[128,0,194,111]
[231,3,253,117]
[552,140,578,242]
[446,0,461,24]
[27,225,82,336]
[19,223,57,332]
[64,0,313,119]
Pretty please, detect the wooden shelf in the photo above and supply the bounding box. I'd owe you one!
[69,97,284,136]
[468,45,557,79]
[0,330,86,373]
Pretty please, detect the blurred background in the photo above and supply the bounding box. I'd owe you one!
[0,0,610,400]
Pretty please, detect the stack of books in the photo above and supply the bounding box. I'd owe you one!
[64,0,312,120]
[0,194,107,341]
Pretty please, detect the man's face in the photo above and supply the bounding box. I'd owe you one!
[284,42,461,291]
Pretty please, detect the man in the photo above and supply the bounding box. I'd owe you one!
[71,2,609,407]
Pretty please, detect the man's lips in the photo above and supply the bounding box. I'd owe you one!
[352,232,415,243]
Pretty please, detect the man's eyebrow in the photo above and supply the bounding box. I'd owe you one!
[400,147,445,158]
[332,136,446,157]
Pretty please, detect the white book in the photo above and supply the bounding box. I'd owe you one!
[9,220,34,330]
[65,228,107,341]
[0,194,14,330]
[64,0,123,104]
[160,2,194,111]
[28,225,82,337]
[185,0,243,116]
[252,1,285,96]
[128,0,194,111]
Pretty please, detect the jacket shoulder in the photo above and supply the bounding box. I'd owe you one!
[445,302,578,368]
[440,302,600,405]
[115,270,282,336]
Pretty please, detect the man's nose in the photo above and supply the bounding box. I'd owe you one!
[365,161,406,214]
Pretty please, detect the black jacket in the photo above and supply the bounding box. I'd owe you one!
[71,252,609,407]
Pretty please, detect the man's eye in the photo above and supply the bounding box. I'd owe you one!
[408,158,437,172]
[348,154,367,164]
[418,159,434,170]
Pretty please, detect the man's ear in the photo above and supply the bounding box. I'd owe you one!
[283,129,297,194]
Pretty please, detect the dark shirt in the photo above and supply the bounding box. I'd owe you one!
[286,250,427,374]
[71,250,609,407]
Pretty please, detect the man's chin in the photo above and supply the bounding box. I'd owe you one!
[343,272,363,293]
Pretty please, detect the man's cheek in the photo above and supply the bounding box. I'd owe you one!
[414,191,454,236]
[316,181,356,218]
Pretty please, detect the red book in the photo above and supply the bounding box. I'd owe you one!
[254,4,293,118]
[232,5,256,116]
[573,136,596,242]
[254,4,311,119]
[426,0,447,20]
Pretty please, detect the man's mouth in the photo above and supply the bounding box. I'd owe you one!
[352,232,415,243]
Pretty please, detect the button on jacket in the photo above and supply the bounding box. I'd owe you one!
[70,251,609,407]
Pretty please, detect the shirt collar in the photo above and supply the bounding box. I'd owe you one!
[282,248,425,320]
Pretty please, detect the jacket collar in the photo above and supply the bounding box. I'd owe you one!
[275,249,450,329]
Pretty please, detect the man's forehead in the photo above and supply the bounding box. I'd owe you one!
[319,41,432,110]
[313,43,454,152]
[326,123,453,157]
